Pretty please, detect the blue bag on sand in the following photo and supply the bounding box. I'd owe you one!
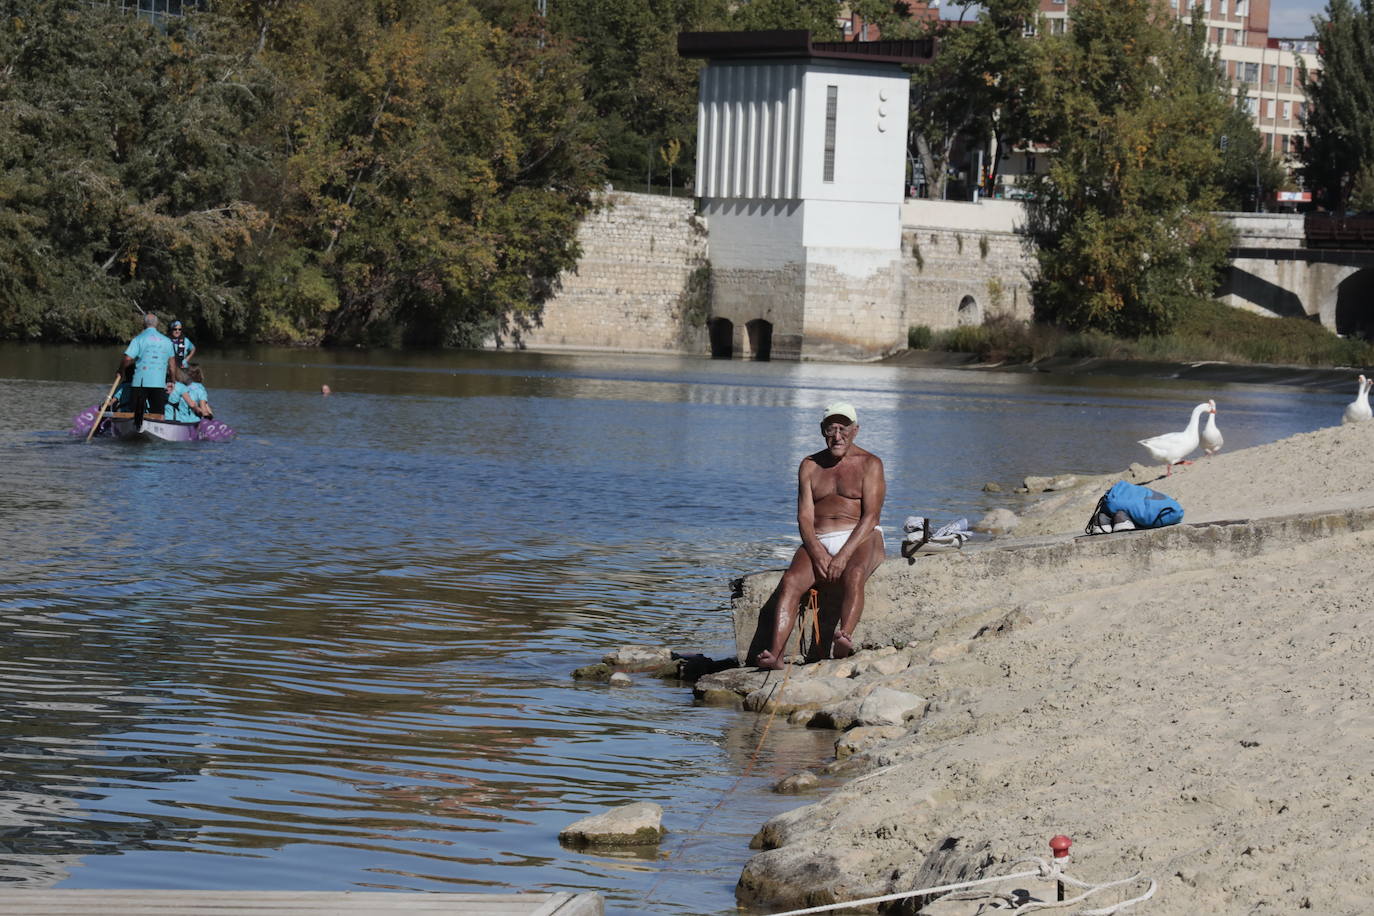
[1102,480,1183,529]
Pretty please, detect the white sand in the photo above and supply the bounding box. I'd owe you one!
[740,420,1374,914]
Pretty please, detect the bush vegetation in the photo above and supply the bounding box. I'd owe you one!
[929,302,1374,368]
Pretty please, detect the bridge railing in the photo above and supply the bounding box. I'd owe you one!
[1305,214,1374,249]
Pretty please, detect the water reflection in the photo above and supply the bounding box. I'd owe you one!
[0,343,1352,913]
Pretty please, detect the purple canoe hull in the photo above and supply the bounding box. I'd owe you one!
[70,406,235,442]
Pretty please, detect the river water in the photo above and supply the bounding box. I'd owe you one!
[0,343,1352,913]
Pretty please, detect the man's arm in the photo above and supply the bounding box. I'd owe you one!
[828,455,885,575]
[796,458,831,580]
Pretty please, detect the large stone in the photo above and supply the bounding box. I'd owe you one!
[973,508,1019,535]
[693,666,768,701]
[851,651,912,677]
[835,724,908,759]
[559,802,665,847]
[737,845,876,911]
[696,686,744,707]
[744,678,845,714]
[774,771,820,794]
[602,645,672,671]
[888,836,998,916]
[809,697,865,731]
[856,687,929,727]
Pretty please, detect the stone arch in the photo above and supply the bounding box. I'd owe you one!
[708,317,734,358]
[957,295,981,326]
[1334,269,1374,340]
[745,319,773,361]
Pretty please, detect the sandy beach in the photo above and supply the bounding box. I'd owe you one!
[713,418,1374,914]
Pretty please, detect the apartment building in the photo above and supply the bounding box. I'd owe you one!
[839,2,940,41]
[1038,0,1319,161]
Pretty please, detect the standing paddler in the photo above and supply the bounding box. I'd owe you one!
[119,312,178,429]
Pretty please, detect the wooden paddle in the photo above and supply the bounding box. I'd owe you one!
[85,373,122,443]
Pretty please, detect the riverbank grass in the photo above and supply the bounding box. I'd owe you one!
[909,300,1374,367]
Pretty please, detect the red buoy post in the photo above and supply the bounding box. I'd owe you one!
[1050,836,1072,900]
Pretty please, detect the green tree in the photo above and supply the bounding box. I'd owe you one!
[1217,91,1287,211]
[0,0,270,342]
[222,0,604,346]
[1025,1,1233,336]
[1298,0,1374,212]
[549,0,725,191]
[907,0,1040,199]
[726,0,842,36]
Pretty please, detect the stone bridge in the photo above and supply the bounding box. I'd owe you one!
[1222,213,1374,339]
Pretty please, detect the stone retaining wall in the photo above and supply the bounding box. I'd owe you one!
[900,226,1035,332]
[520,191,1037,357]
[516,191,709,354]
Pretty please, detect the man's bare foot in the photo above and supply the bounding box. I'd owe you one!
[832,631,854,659]
[755,649,785,670]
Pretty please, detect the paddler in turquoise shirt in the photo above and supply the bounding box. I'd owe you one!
[164,365,213,423]
[119,312,178,428]
[164,370,198,423]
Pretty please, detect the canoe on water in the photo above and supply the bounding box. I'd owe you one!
[69,406,236,443]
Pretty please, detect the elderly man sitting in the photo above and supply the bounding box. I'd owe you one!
[756,402,886,669]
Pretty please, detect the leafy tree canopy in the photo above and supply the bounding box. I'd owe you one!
[907,0,1040,200]
[1299,0,1374,211]
[0,0,269,341]
[1217,91,1287,212]
[1025,0,1233,336]
[0,0,604,348]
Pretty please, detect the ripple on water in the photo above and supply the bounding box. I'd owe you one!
[0,346,1347,913]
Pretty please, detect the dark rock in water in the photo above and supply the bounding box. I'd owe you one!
[694,666,769,702]
[602,645,673,671]
[982,481,1002,493]
[773,771,820,794]
[653,660,685,679]
[559,802,665,847]
[572,663,613,681]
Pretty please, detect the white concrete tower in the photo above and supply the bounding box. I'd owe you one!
[679,31,929,359]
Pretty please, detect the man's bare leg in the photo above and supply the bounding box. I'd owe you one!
[833,530,885,658]
[756,546,818,670]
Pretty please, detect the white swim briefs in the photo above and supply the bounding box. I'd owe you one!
[817,526,884,556]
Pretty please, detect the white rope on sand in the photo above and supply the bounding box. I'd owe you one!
[767,855,1156,916]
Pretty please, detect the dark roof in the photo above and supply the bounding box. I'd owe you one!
[678,30,933,66]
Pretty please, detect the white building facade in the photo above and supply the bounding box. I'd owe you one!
[681,31,928,360]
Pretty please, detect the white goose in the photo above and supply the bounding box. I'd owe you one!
[1342,375,1372,425]
[1139,402,1211,476]
[1200,399,1222,457]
